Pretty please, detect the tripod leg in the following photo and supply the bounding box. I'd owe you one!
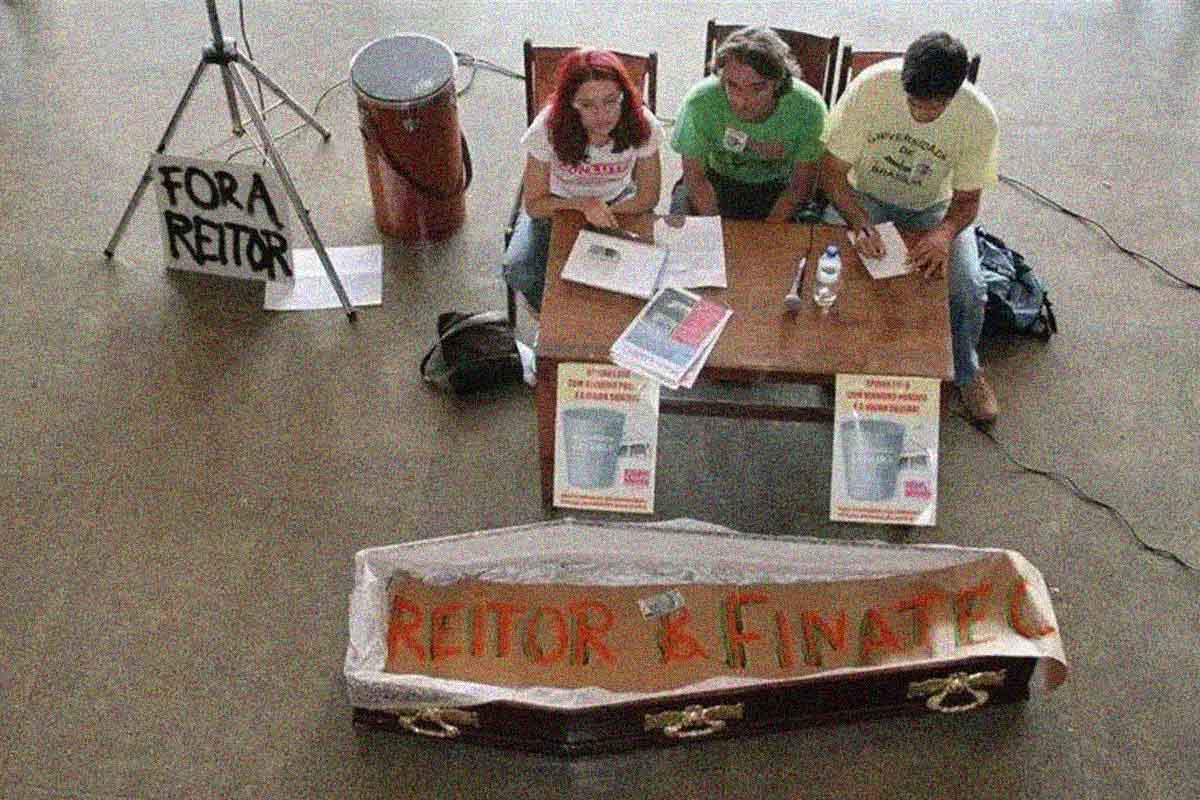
[105,59,209,259]
[202,0,243,135]
[225,62,356,318]
[234,54,331,140]
[216,48,245,136]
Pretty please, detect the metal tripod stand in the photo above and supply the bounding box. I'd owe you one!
[105,0,356,318]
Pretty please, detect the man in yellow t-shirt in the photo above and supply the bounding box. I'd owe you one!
[821,32,1000,423]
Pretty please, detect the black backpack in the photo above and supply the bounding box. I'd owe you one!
[419,311,525,395]
[975,227,1058,340]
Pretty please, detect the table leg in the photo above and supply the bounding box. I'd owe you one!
[536,356,558,507]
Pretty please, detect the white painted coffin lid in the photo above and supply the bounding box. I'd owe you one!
[345,518,1065,710]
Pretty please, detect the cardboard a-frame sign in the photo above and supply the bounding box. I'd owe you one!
[346,519,1067,755]
[151,154,293,282]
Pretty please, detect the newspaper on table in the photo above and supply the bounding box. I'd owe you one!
[609,287,732,390]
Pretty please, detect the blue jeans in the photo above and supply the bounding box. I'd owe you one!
[824,191,987,386]
[502,211,552,312]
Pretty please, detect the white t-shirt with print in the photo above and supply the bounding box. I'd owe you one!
[522,106,664,202]
[823,61,999,210]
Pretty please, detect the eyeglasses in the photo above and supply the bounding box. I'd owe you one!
[572,93,625,113]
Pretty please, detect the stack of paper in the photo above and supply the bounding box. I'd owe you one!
[609,287,732,389]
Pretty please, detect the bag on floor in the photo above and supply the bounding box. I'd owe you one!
[420,311,524,395]
[975,227,1058,340]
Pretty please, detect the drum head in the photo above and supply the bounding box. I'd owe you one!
[351,34,455,104]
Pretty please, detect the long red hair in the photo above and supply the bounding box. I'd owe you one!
[545,49,651,166]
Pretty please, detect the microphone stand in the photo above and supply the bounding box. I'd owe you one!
[105,0,356,319]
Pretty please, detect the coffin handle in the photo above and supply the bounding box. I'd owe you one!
[394,707,479,739]
[645,703,744,739]
[907,670,1007,714]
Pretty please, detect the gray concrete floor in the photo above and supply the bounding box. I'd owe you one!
[2,1,1197,798]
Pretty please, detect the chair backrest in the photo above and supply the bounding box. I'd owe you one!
[836,46,981,100]
[522,40,658,124]
[702,20,840,106]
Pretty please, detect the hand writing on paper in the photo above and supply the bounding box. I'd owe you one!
[906,226,954,279]
[579,197,618,229]
[850,224,886,260]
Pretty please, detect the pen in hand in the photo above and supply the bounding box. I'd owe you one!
[587,223,645,243]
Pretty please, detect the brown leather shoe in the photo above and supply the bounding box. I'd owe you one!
[961,375,999,423]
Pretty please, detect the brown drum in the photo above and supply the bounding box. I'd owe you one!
[351,34,471,243]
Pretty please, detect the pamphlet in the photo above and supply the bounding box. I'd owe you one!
[609,287,732,390]
[856,223,914,280]
[829,374,940,526]
[553,362,659,514]
[560,229,669,299]
[561,222,728,300]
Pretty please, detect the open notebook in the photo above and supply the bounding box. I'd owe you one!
[560,228,668,299]
[560,220,727,300]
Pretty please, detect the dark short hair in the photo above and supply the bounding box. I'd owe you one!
[902,31,969,99]
[712,27,798,97]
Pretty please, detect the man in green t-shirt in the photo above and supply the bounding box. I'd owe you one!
[670,27,827,221]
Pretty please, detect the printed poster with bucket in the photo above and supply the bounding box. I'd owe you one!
[554,363,659,514]
[830,374,940,526]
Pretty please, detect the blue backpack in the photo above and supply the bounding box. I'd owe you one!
[976,227,1058,340]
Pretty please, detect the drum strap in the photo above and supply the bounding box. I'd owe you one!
[360,117,473,200]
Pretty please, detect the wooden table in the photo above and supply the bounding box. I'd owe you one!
[536,211,953,506]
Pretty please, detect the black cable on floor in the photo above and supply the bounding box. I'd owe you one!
[953,411,1197,572]
[999,173,1198,291]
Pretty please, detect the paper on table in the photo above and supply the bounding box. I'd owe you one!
[560,229,668,299]
[652,215,727,289]
[264,245,383,310]
[857,223,913,280]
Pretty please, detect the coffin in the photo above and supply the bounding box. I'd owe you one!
[346,519,1066,755]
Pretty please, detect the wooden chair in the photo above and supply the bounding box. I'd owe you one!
[703,20,841,106]
[836,47,981,100]
[502,40,658,325]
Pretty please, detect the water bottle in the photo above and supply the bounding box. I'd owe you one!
[813,245,842,308]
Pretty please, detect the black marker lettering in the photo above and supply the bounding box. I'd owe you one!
[185,166,219,209]
[215,170,243,211]
[163,210,198,261]
[260,230,291,279]
[246,172,282,228]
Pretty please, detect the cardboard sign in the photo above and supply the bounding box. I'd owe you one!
[831,374,941,526]
[151,154,293,281]
[383,553,1063,693]
[554,363,659,513]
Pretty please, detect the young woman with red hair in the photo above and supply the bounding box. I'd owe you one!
[503,48,664,314]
